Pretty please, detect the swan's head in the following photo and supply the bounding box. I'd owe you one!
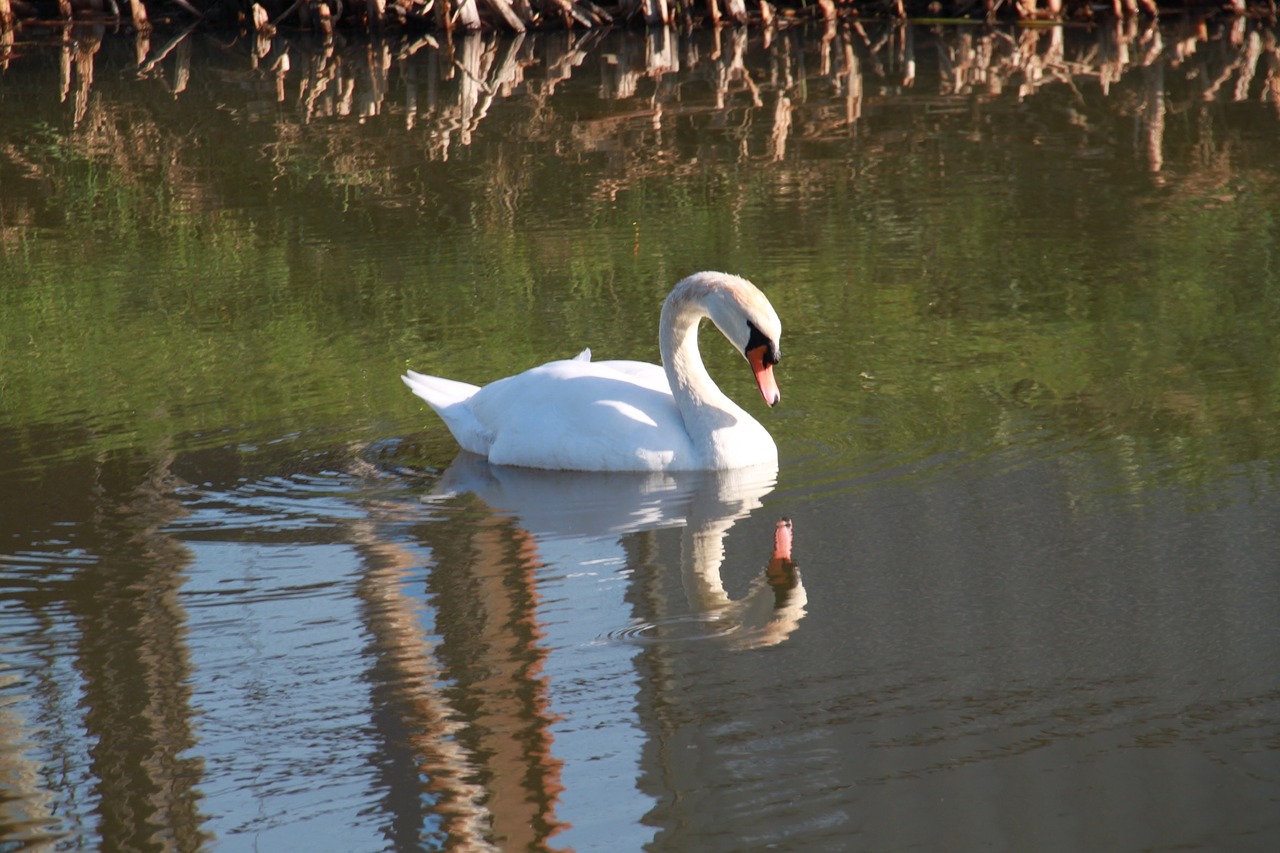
[672,272,783,407]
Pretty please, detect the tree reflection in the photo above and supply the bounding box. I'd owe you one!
[6,18,1280,174]
[352,501,553,851]
[71,453,206,852]
[0,662,56,848]
[343,454,803,848]
[0,437,206,851]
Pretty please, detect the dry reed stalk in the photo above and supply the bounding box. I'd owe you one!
[58,29,70,102]
[642,0,670,24]
[138,23,193,74]
[272,48,289,102]
[455,0,482,30]
[481,0,525,30]
[768,93,791,161]
[842,38,861,123]
[2,0,1276,31]
[251,3,273,33]
[129,0,150,29]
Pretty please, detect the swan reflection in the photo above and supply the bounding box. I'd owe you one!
[431,453,807,650]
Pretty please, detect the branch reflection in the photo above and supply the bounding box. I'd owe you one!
[8,16,1279,184]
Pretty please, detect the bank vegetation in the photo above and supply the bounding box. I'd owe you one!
[0,0,1277,37]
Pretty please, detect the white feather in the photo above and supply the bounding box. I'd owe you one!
[402,272,782,471]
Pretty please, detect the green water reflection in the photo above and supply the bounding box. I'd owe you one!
[2,18,1280,851]
[3,23,1279,489]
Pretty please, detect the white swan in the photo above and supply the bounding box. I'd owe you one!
[402,271,782,471]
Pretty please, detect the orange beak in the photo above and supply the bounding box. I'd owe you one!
[747,345,781,407]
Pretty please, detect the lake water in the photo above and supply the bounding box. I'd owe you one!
[2,17,1280,852]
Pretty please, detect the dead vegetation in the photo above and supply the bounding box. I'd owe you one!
[0,0,1276,36]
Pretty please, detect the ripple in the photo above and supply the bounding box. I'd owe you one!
[607,613,743,645]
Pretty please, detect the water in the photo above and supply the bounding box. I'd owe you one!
[2,18,1280,852]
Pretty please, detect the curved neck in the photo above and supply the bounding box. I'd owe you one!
[660,288,748,457]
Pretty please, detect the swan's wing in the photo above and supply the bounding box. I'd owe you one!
[402,370,493,456]
[586,359,667,386]
[466,359,694,471]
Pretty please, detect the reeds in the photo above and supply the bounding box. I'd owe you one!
[0,0,1275,35]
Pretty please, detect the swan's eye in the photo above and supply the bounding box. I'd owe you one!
[746,322,780,366]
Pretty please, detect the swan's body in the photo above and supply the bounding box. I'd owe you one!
[402,271,782,471]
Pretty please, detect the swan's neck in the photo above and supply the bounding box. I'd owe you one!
[660,292,750,461]
[681,520,734,609]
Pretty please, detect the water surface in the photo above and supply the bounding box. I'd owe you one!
[2,18,1280,852]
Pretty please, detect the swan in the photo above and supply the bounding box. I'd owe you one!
[402,271,783,471]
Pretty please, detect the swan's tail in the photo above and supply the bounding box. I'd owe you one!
[402,370,478,409]
[402,370,491,455]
